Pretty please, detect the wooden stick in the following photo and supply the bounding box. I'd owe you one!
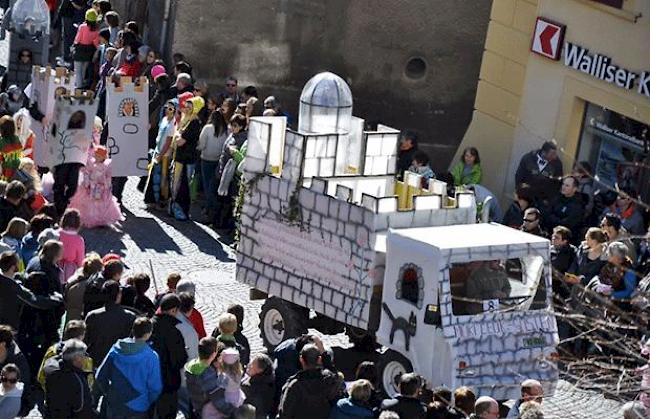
[149,259,159,294]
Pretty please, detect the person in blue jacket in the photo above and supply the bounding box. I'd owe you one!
[328,379,374,419]
[95,317,162,418]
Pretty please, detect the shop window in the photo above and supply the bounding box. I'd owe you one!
[449,257,547,316]
[590,0,623,9]
[395,263,424,308]
[575,103,649,201]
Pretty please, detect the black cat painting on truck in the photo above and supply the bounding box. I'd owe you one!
[235,72,560,399]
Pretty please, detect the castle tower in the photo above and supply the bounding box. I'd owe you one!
[106,76,150,176]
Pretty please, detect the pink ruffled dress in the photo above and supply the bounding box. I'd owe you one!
[69,156,124,228]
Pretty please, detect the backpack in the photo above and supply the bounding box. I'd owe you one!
[83,273,106,315]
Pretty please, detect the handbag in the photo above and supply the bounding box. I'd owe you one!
[72,43,96,62]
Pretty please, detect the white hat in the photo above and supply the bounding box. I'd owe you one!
[221,348,239,365]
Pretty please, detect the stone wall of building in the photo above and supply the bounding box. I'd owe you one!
[170,0,492,170]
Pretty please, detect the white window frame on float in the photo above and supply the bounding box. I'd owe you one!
[303,133,338,178]
[245,116,287,178]
[363,125,400,176]
[335,116,365,175]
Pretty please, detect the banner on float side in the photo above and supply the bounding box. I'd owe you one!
[47,92,98,167]
[30,66,75,167]
[106,76,149,177]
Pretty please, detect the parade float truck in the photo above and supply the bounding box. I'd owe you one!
[235,72,559,399]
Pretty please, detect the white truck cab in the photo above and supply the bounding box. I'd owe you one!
[378,223,559,400]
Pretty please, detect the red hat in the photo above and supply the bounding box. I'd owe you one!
[102,253,123,264]
[178,91,194,109]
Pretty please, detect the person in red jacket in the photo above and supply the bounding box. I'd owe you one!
[116,45,149,78]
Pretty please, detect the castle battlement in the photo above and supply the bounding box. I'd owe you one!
[31,65,73,84]
[245,116,401,185]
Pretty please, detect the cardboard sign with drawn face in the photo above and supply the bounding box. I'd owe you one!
[118,98,139,117]
[106,77,149,177]
[30,66,74,167]
[46,94,98,168]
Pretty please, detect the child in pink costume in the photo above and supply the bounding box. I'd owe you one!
[202,348,245,419]
[69,146,123,229]
[58,208,85,282]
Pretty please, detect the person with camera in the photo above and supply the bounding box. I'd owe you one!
[379,372,427,419]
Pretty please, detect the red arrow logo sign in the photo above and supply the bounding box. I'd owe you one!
[531,17,565,60]
[539,25,559,55]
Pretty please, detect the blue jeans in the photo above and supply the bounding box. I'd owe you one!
[201,159,219,213]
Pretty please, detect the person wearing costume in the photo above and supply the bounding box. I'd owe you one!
[169,96,203,221]
[68,146,123,228]
[0,116,24,181]
[13,109,35,160]
[144,99,177,209]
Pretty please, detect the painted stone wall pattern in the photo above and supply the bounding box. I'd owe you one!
[237,175,377,328]
[106,77,149,176]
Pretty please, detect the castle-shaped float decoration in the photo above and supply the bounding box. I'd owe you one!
[106,76,150,177]
[237,72,476,330]
[47,90,98,168]
[30,65,75,167]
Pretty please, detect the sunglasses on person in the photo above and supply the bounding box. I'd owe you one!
[165,106,175,111]
[1,376,18,384]
[523,218,537,223]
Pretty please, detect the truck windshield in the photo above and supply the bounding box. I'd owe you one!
[449,256,547,315]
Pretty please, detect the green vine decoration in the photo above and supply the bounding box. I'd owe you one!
[233,173,265,248]
[281,183,304,228]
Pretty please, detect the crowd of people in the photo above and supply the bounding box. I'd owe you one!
[0,0,647,418]
[398,134,649,323]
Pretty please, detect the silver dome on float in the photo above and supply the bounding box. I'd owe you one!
[298,72,353,135]
[9,0,51,39]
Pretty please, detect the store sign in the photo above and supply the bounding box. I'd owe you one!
[589,118,648,152]
[564,43,650,99]
[532,17,650,100]
[531,18,565,60]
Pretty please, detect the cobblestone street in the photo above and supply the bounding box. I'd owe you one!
[34,178,620,419]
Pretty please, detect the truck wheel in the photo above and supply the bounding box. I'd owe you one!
[259,297,308,351]
[377,349,413,398]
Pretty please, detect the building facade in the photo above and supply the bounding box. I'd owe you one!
[455,0,650,205]
[168,0,492,168]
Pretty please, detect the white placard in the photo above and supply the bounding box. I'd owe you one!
[452,314,557,339]
[30,66,74,167]
[106,77,149,176]
[251,217,354,293]
[47,94,98,167]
